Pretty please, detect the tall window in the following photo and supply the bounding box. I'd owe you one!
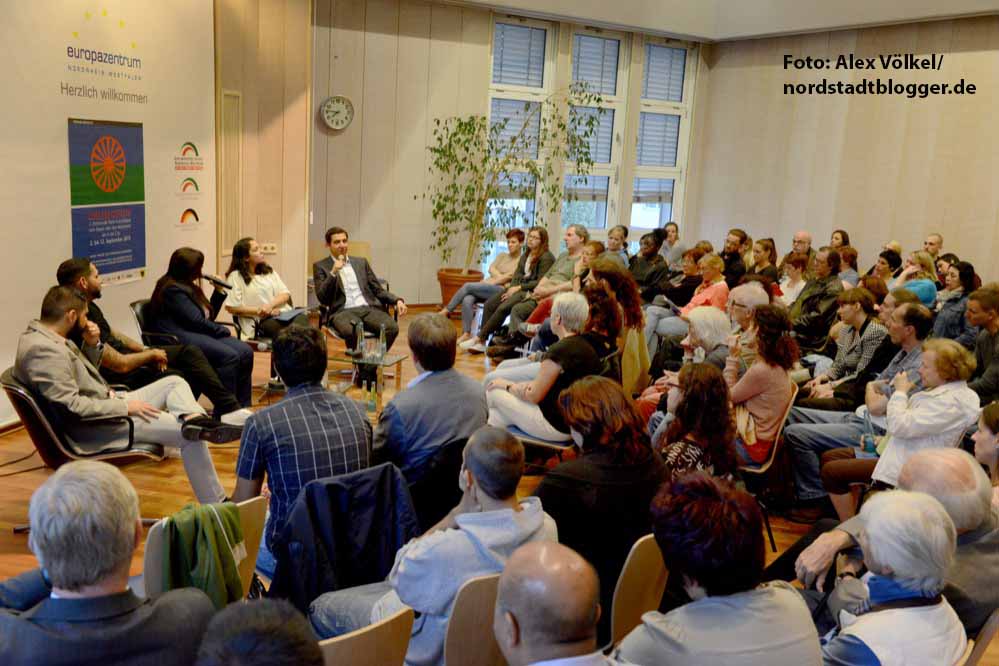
[630,40,694,235]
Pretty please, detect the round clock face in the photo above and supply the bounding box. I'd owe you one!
[321,96,354,130]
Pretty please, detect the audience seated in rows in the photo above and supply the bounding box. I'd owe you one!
[14,286,235,503]
[231,325,372,577]
[148,247,254,408]
[613,473,822,665]
[195,599,322,666]
[644,252,729,358]
[0,461,215,665]
[798,287,887,408]
[486,291,614,442]
[587,257,651,394]
[309,426,558,666]
[375,314,487,480]
[784,299,932,522]
[462,226,555,353]
[495,541,619,666]
[654,363,741,482]
[56,258,248,423]
[726,304,799,465]
[820,490,966,665]
[534,377,666,646]
[788,247,844,355]
[313,226,406,351]
[438,228,523,344]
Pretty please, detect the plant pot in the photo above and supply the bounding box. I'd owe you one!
[437,268,485,314]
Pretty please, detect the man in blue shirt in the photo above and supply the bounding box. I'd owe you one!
[232,325,371,576]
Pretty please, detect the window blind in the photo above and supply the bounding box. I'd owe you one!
[564,174,609,202]
[572,34,619,95]
[632,177,674,203]
[643,44,686,102]
[571,106,614,164]
[637,112,679,167]
[491,98,541,158]
[492,23,546,88]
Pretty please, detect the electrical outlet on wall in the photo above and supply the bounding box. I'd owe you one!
[260,243,278,254]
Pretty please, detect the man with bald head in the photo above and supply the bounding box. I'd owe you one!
[776,448,999,634]
[494,542,617,666]
[778,230,816,278]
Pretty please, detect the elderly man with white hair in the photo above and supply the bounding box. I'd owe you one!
[778,230,816,278]
[820,490,967,665]
[487,292,608,442]
[0,461,215,665]
[766,448,999,636]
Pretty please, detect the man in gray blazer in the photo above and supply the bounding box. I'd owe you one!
[0,461,215,666]
[313,226,407,350]
[374,314,487,481]
[13,286,236,503]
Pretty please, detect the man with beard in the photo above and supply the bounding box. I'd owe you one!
[13,286,237,502]
[57,258,249,423]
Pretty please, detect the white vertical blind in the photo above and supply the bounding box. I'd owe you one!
[491,98,541,158]
[571,106,614,164]
[637,112,680,167]
[643,43,686,102]
[492,22,547,88]
[572,34,619,95]
[563,174,610,228]
[632,177,674,203]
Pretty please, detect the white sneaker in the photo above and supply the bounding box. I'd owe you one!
[221,408,254,426]
[468,343,487,354]
[458,337,481,350]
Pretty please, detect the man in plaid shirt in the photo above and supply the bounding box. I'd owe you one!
[232,326,371,576]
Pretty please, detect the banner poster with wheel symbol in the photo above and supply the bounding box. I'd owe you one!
[68,117,146,285]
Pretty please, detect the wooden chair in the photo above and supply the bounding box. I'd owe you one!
[739,380,799,552]
[444,574,505,666]
[964,608,999,666]
[318,607,414,666]
[609,534,668,647]
[138,496,268,600]
[956,639,975,665]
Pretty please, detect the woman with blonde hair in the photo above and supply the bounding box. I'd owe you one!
[644,253,729,357]
[890,250,938,307]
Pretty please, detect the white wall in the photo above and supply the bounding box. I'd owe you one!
[0,1,217,425]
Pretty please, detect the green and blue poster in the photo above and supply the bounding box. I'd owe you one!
[68,118,146,281]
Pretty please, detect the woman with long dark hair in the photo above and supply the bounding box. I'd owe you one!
[535,376,667,645]
[150,247,253,406]
[934,260,978,349]
[588,255,650,394]
[224,237,309,339]
[655,363,739,482]
[726,304,799,465]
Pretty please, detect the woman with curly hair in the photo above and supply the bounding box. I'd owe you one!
[588,256,651,393]
[654,363,739,482]
[726,304,799,465]
[535,376,667,645]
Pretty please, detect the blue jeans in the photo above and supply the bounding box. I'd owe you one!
[785,408,884,501]
[643,306,689,357]
[529,319,558,352]
[445,282,504,334]
[309,581,393,639]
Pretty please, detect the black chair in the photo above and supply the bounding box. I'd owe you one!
[407,438,467,532]
[1,367,164,470]
[129,299,180,347]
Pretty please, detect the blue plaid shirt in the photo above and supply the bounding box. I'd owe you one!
[236,383,372,549]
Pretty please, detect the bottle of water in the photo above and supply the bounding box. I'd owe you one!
[378,324,387,359]
[367,380,377,412]
[354,321,364,356]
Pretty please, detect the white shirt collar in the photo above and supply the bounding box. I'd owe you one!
[407,370,434,389]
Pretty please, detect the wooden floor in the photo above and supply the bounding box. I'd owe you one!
[1,306,996,662]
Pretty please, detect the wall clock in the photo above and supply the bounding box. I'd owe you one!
[320,95,354,130]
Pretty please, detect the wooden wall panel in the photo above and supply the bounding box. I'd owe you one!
[685,14,999,277]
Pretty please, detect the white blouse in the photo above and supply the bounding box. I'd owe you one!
[224,270,292,338]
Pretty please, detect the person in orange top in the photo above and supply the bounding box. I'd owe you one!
[643,253,729,358]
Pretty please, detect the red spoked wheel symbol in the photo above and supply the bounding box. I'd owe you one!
[90,135,127,193]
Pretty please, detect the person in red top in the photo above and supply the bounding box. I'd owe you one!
[644,253,729,358]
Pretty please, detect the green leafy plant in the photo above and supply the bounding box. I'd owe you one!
[421,82,605,273]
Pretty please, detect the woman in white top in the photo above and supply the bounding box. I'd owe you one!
[224,237,309,339]
[778,252,808,307]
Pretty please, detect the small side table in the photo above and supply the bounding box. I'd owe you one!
[331,352,407,412]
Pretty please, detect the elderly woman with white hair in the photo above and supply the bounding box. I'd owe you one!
[486,292,609,442]
[821,490,967,665]
[644,253,729,358]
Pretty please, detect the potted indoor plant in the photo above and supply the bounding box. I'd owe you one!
[422,83,605,306]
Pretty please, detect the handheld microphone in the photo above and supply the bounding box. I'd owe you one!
[204,274,233,290]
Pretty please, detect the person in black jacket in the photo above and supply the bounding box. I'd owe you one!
[312,226,407,351]
[0,461,215,666]
[460,226,555,352]
[534,376,667,645]
[788,248,844,355]
[149,247,254,407]
[629,232,669,304]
